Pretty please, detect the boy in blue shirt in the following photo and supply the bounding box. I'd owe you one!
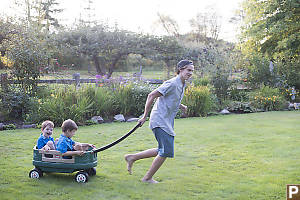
[37,120,56,150]
[56,119,95,156]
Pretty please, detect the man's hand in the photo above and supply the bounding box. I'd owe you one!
[138,117,147,127]
[180,104,188,117]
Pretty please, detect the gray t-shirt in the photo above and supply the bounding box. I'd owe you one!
[149,75,185,136]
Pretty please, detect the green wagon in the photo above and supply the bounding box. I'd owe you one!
[29,146,97,183]
[29,123,140,183]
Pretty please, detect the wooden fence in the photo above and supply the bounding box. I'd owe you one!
[0,73,163,89]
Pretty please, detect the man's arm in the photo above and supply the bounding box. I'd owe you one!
[138,90,162,126]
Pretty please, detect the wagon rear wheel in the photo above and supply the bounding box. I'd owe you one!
[29,168,43,179]
[85,167,96,176]
[75,171,89,183]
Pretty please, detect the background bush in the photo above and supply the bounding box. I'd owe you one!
[249,86,287,111]
[182,85,212,117]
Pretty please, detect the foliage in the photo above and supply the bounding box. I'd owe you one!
[192,76,210,87]
[249,85,287,111]
[3,124,16,130]
[0,85,33,120]
[282,87,299,102]
[189,8,221,42]
[5,27,48,94]
[150,36,183,78]
[239,0,300,89]
[182,85,212,117]
[27,86,94,126]
[130,83,156,116]
[229,88,249,102]
[227,101,254,113]
[211,67,232,104]
[90,86,116,118]
[240,0,300,61]
[0,56,13,68]
[24,79,156,125]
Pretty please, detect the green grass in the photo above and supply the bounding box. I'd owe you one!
[0,111,299,199]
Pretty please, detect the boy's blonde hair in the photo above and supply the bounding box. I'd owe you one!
[41,120,54,130]
[61,119,78,132]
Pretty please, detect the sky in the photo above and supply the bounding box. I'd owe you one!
[0,0,243,42]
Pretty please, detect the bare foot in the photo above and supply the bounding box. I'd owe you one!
[124,154,134,174]
[141,178,159,184]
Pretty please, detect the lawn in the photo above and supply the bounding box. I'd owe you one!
[0,111,299,200]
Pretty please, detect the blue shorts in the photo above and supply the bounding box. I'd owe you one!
[152,127,174,158]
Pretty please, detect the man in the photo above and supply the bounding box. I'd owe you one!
[124,59,194,183]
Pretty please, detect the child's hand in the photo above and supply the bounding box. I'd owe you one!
[43,146,50,151]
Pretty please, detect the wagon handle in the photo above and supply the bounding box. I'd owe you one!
[92,122,141,153]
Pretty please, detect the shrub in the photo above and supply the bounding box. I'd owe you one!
[229,88,249,102]
[182,85,212,117]
[211,69,232,105]
[3,124,16,130]
[29,85,94,126]
[93,86,117,118]
[130,83,155,116]
[249,86,287,111]
[0,86,33,120]
[227,101,254,113]
[113,83,134,116]
[193,76,210,87]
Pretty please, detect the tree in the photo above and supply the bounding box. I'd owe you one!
[39,0,63,32]
[155,13,180,38]
[79,0,96,26]
[146,36,183,78]
[240,0,299,61]
[239,0,300,88]
[0,18,19,68]
[56,24,156,78]
[189,9,221,43]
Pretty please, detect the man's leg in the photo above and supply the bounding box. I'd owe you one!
[142,155,166,183]
[125,148,158,174]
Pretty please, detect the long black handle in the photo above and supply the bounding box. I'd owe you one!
[93,122,141,153]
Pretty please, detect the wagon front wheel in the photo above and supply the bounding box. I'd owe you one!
[29,168,43,179]
[75,171,89,183]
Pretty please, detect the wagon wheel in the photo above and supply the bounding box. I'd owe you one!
[29,168,43,179]
[75,171,89,183]
[85,167,96,176]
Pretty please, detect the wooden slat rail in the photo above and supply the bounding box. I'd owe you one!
[38,149,75,164]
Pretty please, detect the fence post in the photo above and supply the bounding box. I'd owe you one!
[73,73,80,89]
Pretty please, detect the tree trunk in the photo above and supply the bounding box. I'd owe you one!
[107,57,121,79]
[165,60,172,79]
[92,55,105,75]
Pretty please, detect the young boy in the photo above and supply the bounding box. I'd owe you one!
[37,120,56,150]
[124,59,194,183]
[56,119,95,156]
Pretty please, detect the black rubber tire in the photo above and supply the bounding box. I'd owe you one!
[86,167,96,176]
[75,171,89,183]
[29,168,43,179]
